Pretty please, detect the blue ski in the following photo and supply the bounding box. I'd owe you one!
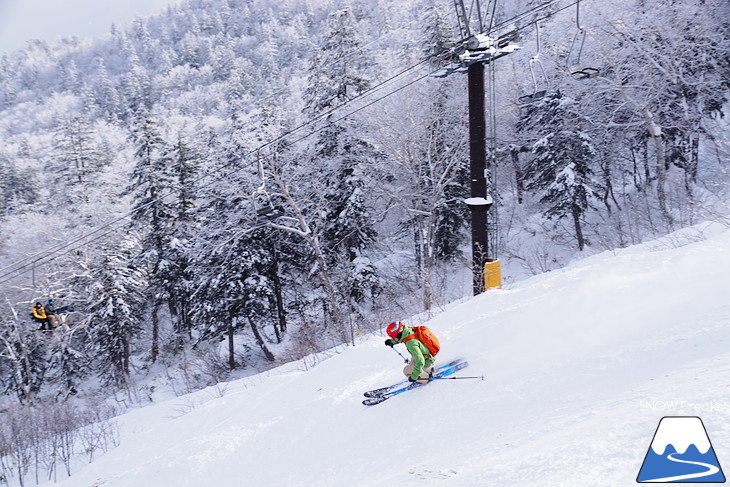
[363,359,465,398]
[362,361,469,406]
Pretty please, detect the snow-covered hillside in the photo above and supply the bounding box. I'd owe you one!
[44,222,730,487]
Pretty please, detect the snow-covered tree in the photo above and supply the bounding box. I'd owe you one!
[596,0,730,221]
[46,327,89,401]
[303,8,371,115]
[51,113,102,209]
[374,32,468,309]
[0,316,47,405]
[190,175,280,367]
[93,57,122,122]
[165,134,200,336]
[0,151,38,216]
[520,93,600,251]
[302,8,380,328]
[85,236,145,386]
[124,111,175,362]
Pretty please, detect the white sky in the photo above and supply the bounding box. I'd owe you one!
[0,0,183,54]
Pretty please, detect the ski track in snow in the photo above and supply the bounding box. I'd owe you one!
[33,222,730,487]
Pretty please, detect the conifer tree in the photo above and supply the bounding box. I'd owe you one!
[125,111,175,362]
[520,93,600,250]
[93,57,121,122]
[86,237,145,386]
[190,178,278,368]
[52,113,100,206]
[165,134,201,337]
[46,328,89,400]
[0,153,37,216]
[422,3,455,57]
[303,8,380,315]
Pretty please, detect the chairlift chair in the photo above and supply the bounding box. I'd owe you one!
[566,0,599,80]
[518,22,549,104]
[253,185,276,218]
[251,156,284,223]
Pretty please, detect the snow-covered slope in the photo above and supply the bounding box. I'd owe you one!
[46,223,730,486]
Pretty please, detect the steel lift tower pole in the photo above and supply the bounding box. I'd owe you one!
[467,61,490,295]
[431,0,519,294]
[453,0,498,295]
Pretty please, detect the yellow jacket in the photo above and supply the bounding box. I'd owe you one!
[32,305,47,320]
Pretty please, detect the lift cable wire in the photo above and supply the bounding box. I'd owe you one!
[0,0,589,286]
[0,61,436,286]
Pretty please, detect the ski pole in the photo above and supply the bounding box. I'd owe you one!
[428,375,485,381]
[390,345,409,364]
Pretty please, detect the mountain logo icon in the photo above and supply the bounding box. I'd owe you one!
[637,416,726,483]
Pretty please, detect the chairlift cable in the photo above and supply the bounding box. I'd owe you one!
[490,0,582,36]
[0,0,592,286]
[0,57,430,268]
[0,61,435,286]
[488,60,500,259]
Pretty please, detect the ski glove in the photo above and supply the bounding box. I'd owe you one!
[384,339,397,347]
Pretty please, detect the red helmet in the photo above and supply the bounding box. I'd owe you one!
[386,321,404,339]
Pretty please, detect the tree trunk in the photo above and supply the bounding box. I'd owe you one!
[643,143,651,186]
[641,107,672,223]
[122,334,130,377]
[413,216,432,311]
[572,204,585,251]
[510,146,525,204]
[270,245,286,342]
[630,147,642,190]
[182,298,192,339]
[689,134,699,183]
[248,317,275,362]
[168,300,178,333]
[150,303,160,363]
[684,134,700,202]
[227,322,235,369]
[601,157,621,214]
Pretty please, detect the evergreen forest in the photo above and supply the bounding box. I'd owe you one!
[0,0,728,409]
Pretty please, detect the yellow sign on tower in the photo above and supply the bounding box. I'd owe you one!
[483,259,501,290]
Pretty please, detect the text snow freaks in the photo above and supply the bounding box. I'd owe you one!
[640,400,726,414]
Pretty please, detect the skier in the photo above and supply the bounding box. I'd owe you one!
[384,321,437,384]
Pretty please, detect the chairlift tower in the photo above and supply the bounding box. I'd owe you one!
[431,0,521,295]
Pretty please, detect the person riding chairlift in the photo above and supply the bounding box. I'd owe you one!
[45,299,62,328]
[31,302,53,330]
